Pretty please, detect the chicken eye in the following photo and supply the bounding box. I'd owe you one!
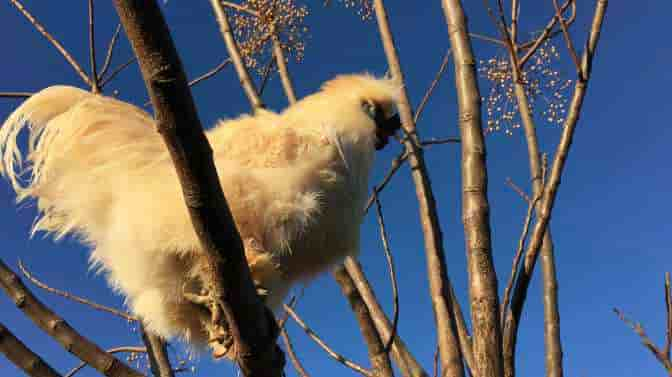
[361,100,379,119]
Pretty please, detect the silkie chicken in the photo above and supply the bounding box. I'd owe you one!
[0,74,401,358]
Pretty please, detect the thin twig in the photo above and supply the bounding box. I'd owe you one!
[281,329,310,377]
[99,24,123,80]
[0,258,143,377]
[364,149,407,213]
[421,138,461,146]
[220,1,259,16]
[372,193,399,354]
[614,308,672,374]
[18,260,137,322]
[666,272,672,358]
[99,56,137,87]
[88,0,100,92]
[0,92,33,99]
[552,0,582,79]
[505,178,532,203]
[518,0,575,67]
[0,322,62,377]
[64,347,147,377]
[8,0,92,86]
[188,58,232,87]
[283,304,372,377]
[257,58,276,98]
[500,187,542,325]
[468,33,505,45]
[414,48,452,124]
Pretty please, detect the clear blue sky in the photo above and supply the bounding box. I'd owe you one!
[1,1,670,376]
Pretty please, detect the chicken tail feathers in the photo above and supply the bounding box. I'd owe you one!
[0,86,165,240]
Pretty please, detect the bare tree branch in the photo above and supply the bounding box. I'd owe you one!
[283,304,372,377]
[271,33,297,104]
[65,347,147,377]
[99,24,123,80]
[99,56,137,88]
[344,258,430,377]
[281,329,310,377]
[333,266,393,377]
[372,193,399,354]
[373,3,465,375]
[614,308,672,375]
[18,260,137,322]
[188,58,232,88]
[112,2,283,376]
[0,258,143,377]
[7,0,92,86]
[0,321,62,377]
[551,0,582,78]
[518,0,576,68]
[140,325,174,377]
[503,3,608,377]
[87,0,100,93]
[0,92,33,99]
[441,1,503,376]
[414,48,452,124]
[209,0,264,111]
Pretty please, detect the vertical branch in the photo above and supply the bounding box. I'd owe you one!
[112,2,283,376]
[344,258,429,377]
[87,0,100,93]
[440,1,503,377]
[503,3,608,377]
[209,0,265,111]
[372,1,465,376]
[0,322,62,377]
[333,267,394,377]
[140,325,174,377]
[666,272,672,359]
[0,259,143,377]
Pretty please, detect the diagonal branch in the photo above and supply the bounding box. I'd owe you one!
[8,0,92,86]
[0,258,143,377]
[281,329,310,377]
[99,24,123,80]
[333,267,393,377]
[209,0,265,111]
[614,308,672,375]
[112,2,283,376]
[0,322,62,377]
[283,304,372,377]
[373,2,465,376]
[18,260,137,322]
[344,258,430,377]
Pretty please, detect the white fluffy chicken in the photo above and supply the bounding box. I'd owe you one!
[0,74,401,357]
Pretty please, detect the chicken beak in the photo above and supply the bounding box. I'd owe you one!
[375,113,402,150]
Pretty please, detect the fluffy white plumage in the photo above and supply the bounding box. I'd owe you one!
[0,74,400,355]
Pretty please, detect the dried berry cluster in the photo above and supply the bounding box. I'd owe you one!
[479,40,572,136]
[228,0,309,73]
[334,0,374,20]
